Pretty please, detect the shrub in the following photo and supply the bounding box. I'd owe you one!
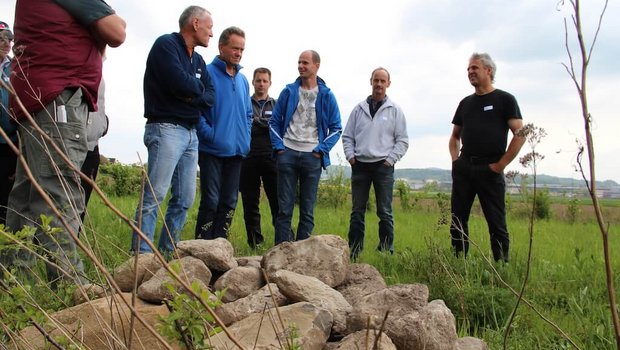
[97,162,144,197]
[317,167,349,208]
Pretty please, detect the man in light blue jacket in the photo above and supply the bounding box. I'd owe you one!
[342,67,409,259]
[269,50,342,244]
[195,26,252,240]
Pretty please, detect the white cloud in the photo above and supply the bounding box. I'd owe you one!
[1,0,618,182]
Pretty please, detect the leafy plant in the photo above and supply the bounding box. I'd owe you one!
[157,261,223,349]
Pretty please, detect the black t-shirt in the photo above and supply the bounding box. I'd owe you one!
[452,89,522,157]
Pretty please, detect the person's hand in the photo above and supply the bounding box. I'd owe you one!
[277,150,285,155]
[383,160,392,167]
[489,162,503,174]
[312,152,322,159]
[348,158,356,165]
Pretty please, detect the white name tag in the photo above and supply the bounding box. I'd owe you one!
[484,105,493,111]
[195,73,201,79]
[265,111,273,116]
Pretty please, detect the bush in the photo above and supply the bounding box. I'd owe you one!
[317,168,349,208]
[97,162,144,197]
[529,188,552,220]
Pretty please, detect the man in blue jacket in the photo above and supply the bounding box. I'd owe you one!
[195,26,252,240]
[269,50,342,244]
[131,6,215,254]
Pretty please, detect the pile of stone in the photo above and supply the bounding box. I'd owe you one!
[15,235,487,350]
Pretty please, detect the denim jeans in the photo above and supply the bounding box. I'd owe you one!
[195,153,242,240]
[274,148,322,244]
[240,155,279,248]
[450,156,509,262]
[131,123,198,253]
[348,161,395,258]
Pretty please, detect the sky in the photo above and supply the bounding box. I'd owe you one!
[1,0,619,183]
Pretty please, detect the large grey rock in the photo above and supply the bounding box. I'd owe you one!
[329,330,397,350]
[209,302,332,350]
[213,265,265,302]
[137,256,213,303]
[347,283,429,332]
[262,234,349,287]
[336,263,387,306]
[113,253,163,292]
[457,336,489,350]
[386,299,458,350]
[15,293,178,350]
[273,269,352,335]
[177,238,238,272]
[215,283,288,326]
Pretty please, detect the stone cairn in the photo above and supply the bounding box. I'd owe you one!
[15,235,488,350]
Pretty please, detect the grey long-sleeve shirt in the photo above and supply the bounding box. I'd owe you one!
[342,96,409,166]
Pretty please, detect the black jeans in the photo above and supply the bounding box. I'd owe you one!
[348,161,395,259]
[239,155,278,248]
[195,153,242,240]
[450,156,509,262]
[79,146,100,226]
[0,143,17,226]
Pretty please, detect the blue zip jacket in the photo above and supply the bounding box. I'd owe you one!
[269,76,342,168]
[196,56,252,157]
[143,33,214,126]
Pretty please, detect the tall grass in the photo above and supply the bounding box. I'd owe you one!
[7,189,620,349]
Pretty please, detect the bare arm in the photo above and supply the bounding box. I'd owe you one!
[448,125,462,162]
[91,14,126,48]
[489,118,526,173]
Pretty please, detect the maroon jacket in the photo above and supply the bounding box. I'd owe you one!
[10,0,106,119]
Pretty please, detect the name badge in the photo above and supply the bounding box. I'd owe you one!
[265,111,273,116]
[195,73,201,79]
[484,105,493,111]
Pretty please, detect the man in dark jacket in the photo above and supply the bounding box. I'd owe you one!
[131,6,215,254]
[240,67,279,248]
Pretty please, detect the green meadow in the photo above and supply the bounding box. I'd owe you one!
[2,166,619,349]
[76,181,620,350]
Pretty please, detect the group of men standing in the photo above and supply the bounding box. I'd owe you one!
[0,3,525,286]
[127,6,413,260]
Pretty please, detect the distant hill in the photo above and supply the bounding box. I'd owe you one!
[325,165,619,190]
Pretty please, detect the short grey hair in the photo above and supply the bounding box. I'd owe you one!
[470,52,496,83]
[179,6,209,30]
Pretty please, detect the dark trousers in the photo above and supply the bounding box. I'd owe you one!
[348,161,395,259]
[0,143,17,226]
[239,155,278,248]
[450,156,509,262]
[195,153,242,240]
[79,146,100,226]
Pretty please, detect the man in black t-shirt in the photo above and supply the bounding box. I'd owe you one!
[448,52,525,262]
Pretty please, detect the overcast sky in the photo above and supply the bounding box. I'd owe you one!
[2,0,619,182]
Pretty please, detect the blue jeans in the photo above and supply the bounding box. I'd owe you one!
[195,153,242,239]
[275,148,322,244]
[348,161,395,258]
[131,123,198,253]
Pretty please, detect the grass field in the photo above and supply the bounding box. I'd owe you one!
[76,188,620,350]
[2,186,618,349]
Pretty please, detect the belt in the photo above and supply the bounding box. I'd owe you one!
[460,155,501,165]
